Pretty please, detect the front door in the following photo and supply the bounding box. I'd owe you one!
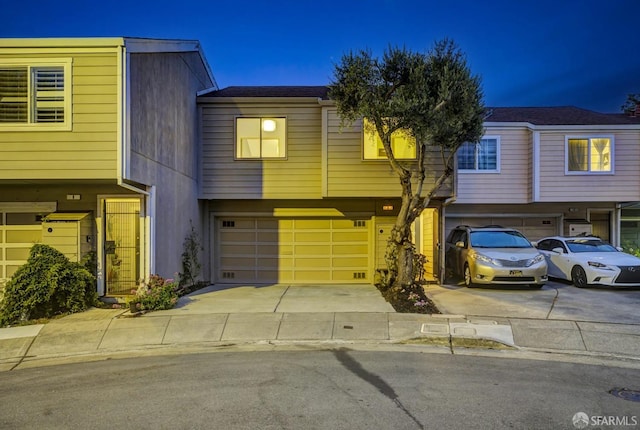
[103,199,142,295]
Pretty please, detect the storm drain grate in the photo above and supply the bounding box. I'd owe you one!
[609,388,640,402]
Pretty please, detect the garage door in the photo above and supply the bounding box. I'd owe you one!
[445,216,558,242]
[0,212,43,287]
[216,217,370,284]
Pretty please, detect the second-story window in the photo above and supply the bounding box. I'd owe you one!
[236,117,286,159]
[362,119,417,160]
[0,60,70,129]
[566,136,613,173]
[457,137,500,172]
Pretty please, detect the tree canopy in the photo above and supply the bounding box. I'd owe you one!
[328,39,485,288]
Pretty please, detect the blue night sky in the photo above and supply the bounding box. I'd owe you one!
[4,0,639,112]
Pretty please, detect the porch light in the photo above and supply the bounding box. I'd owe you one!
[262,119,277,132]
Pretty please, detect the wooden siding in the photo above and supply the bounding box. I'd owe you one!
[0,50,119,180]
[200,103,323,199]
[128,52,212,185]
[456,127,532,203]
[538,130,640,201]
[325,109,453,198]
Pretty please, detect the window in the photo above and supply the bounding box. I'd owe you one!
[0,59,71,129]
[457,137,500,172]
[566,137,613,173]
[362,119,416,160]
[236,117,286,159]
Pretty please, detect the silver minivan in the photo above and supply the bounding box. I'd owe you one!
[445,225,548,288]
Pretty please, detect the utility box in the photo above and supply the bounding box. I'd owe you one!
[42,213,94,262]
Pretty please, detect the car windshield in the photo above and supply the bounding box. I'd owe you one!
[565,239,618,253]
[469,231,532,248]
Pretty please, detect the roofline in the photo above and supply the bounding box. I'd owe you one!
[197,96,324,104]
[0,37,127,48]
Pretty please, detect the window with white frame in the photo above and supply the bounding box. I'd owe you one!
[362,118,417,160]
[566,136,613,173]
[236,117,286,159]
[457,137,500,172]
[0,59,71,129]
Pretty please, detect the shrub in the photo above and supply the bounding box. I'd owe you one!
[178,221,202,288]
[134,274,179,311]
[0,244,97,326]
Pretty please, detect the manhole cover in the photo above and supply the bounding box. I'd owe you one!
[609,388,640,402]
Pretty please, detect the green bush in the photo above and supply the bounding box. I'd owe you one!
[0,244,97,326]
[133,274,179,311]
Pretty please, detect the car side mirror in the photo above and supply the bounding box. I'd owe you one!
[531,241,538,247]
[552,247,564,254]
[455,241,465,248]
[616,246,623,252]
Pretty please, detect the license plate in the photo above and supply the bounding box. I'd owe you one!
[509,270,523,276]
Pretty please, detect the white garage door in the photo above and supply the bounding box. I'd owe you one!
[446,216,558,242]
[216,217,370,284]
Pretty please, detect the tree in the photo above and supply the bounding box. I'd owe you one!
[621,93,640,115]
[328,40,484,291]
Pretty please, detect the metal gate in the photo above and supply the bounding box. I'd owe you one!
[104,199,141,295]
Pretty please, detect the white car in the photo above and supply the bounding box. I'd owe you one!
[535,236,640,287]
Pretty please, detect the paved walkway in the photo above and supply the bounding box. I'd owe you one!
[1,284,639,371]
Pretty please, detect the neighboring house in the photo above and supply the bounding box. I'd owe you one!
[197,86,451,284]
[0,37,216,296]
[446,106,640,252]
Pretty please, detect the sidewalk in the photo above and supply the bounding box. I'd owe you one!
[1,284,639,371]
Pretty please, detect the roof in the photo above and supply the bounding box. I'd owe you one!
[484,106,640,125]
[198,86,330,99]
[199,86,640,125]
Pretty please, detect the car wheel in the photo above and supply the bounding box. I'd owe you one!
[571,265,588,288]
[463,264,476,288]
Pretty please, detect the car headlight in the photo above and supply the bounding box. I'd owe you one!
[587,261,614,270]
[473,254,497,265]
[528,254,545,266]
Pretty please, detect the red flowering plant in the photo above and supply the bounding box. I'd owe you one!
[133,274,179,311]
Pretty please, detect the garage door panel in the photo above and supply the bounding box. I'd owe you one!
[296,219,331,229]
[333,244,368,255]
[220,231,256,242]
[294,270,331,282]
[296,245,330,255]
[220,256,255,267]
[6,248,30,260]
[257,244,279,254]
[293,258,331,268]
[230,219,257,229]
[446,215,558,242]
[332,231,368,241]
[257,219,280,229]
[257,231,278,241]
[296,231,331,242]
[7,230,41,243]
[220,244,255,254]
[258,258,280,269]
[333,257,368,267]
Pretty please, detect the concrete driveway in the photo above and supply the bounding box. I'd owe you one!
[427,280,640,324]
[156,283,396,315]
